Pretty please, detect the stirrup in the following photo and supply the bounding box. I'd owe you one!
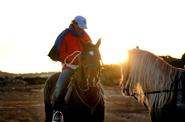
[52,110,64,122]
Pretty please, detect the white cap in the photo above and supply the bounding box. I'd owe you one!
[74,16,87,29]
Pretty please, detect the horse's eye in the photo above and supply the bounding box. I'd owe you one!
[88,51,94,56]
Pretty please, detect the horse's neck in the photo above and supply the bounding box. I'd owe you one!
[72,69,100,106]
[130,67,178,112]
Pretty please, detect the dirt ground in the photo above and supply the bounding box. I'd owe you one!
[0,85,150,122]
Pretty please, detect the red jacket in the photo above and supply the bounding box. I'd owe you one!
[59,28,91,70]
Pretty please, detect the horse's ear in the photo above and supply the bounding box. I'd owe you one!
[95,38,101,48]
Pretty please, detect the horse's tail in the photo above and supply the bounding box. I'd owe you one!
[44,72,60,122]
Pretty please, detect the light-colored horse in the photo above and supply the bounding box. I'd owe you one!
[120,48,185,122]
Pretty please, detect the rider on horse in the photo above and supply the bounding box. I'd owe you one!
[51,16,92,122]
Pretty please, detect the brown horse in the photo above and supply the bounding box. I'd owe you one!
[44,39,104,122]
[120,48,185,122]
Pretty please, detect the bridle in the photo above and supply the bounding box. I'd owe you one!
[130,71,183,97]
[78,53,102,92]
[65,48,103,92]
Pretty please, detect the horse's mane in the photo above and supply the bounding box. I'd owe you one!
[121,49,178,109]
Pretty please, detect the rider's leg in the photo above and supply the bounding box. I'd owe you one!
[52,68,74,110]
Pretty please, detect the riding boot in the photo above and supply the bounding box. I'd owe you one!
[52,97,64,122]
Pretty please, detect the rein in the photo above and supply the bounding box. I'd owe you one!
[74,85,102,115]
[64,51,81,70]
[130,89,183,100]
[144,89,183,95]
[131,71,183,96]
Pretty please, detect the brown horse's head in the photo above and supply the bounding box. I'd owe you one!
[74,39,102,89]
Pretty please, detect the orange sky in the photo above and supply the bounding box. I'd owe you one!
[0,0,185,73]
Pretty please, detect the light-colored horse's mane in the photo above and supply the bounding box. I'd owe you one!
[121,48,179,111]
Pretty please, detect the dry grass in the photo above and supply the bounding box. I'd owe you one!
[0,67,151,122]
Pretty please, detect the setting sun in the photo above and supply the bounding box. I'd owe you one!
[100,46,128,64]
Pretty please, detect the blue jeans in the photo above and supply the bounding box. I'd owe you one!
[52,69,74,109]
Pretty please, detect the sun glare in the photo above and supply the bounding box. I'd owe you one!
[100,49,128,64]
